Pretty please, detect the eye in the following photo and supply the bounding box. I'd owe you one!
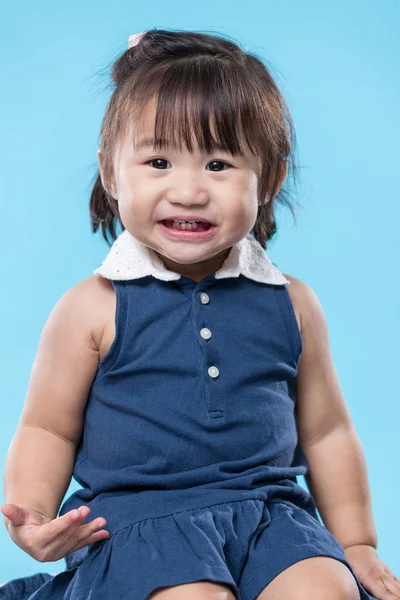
[208,160,231,172]
[146,158,231,171]
[147,158,170,169]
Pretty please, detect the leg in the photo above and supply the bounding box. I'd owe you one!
[148,580,237,600]
[255,556,361,600]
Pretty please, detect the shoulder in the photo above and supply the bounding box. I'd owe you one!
[281,273,326,335]
[58,274,115,351]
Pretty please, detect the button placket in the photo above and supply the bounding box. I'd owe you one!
[198,290,223,419]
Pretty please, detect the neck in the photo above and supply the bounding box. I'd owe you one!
[153,247,232,282]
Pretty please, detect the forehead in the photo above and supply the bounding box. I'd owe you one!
[120,95,257,159]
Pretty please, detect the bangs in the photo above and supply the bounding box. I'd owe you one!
[119,58,262,158]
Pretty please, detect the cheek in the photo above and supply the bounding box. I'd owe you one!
[244,176,260,214]
[227,181,259,229]
[116,178,143,221]
[237,182,259,219]
[242,199,259,226]
[118,202,146,226]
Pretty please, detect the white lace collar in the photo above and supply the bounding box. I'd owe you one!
[93,229,290,286]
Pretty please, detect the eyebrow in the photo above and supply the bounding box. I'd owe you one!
[134,137,235,154]
[134,137,167,150]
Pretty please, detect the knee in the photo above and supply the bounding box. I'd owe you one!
[257,557,361,600]
[322,577,360,600]
[299,558,361,600]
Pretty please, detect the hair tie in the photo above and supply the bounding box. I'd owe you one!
[128,32,146,49]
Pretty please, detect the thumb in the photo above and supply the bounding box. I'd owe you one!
[1,503,28,526]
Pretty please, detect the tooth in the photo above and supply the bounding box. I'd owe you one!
[174,220,198,223]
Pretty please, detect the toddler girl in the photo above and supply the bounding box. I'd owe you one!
[2,28,398,600]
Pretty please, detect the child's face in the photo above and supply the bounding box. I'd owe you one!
[99,99,282,281]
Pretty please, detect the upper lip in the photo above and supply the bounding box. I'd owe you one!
[160,215,215,225]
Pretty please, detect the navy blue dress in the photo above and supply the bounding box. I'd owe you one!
[1,233,376,600]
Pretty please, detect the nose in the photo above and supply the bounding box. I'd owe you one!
[166,171,209,207]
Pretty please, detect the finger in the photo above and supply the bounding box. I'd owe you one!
[1,504,28,526]
[385,570,400,586]
[68,526,110,553]
[37,519,109,563]
[40,506,95,547]
[53,518,110,559]
[363,575,400,600]
[39,507,92,545]
[60,512,109,548]
[43,508,109,555]
[378,575,400,600]
[378,566,400,597]
[381,574,400,599]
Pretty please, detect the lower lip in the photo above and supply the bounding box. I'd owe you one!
[158,221,217,241]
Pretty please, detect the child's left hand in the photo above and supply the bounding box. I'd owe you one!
[344,544,400,599]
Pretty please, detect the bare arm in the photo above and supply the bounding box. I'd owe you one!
[302,428,377,549]
[3,277,104,530]
[285,275,378,550]
[3,428,77,529]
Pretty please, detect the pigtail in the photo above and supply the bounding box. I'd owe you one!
[253,204,276,249]
[90,172,123,245]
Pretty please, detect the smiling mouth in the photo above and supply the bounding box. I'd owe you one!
[161,220,212,232]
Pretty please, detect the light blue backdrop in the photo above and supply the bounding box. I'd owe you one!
[0,0,398,583]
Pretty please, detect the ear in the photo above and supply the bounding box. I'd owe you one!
[97,149,117,199]
[259,161,288,206]
[97,148,105,184]
[276,160,288,193]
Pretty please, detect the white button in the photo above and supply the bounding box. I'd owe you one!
[200,292,210,304]
[208,366,219,378]
[200,328,211,340]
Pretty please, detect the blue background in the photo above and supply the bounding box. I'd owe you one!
[1,0,399,583]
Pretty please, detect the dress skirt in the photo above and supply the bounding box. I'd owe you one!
[1,498,376,600]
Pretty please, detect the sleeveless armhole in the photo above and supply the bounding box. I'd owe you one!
[274,284,303,362]
[95,280,128,381]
